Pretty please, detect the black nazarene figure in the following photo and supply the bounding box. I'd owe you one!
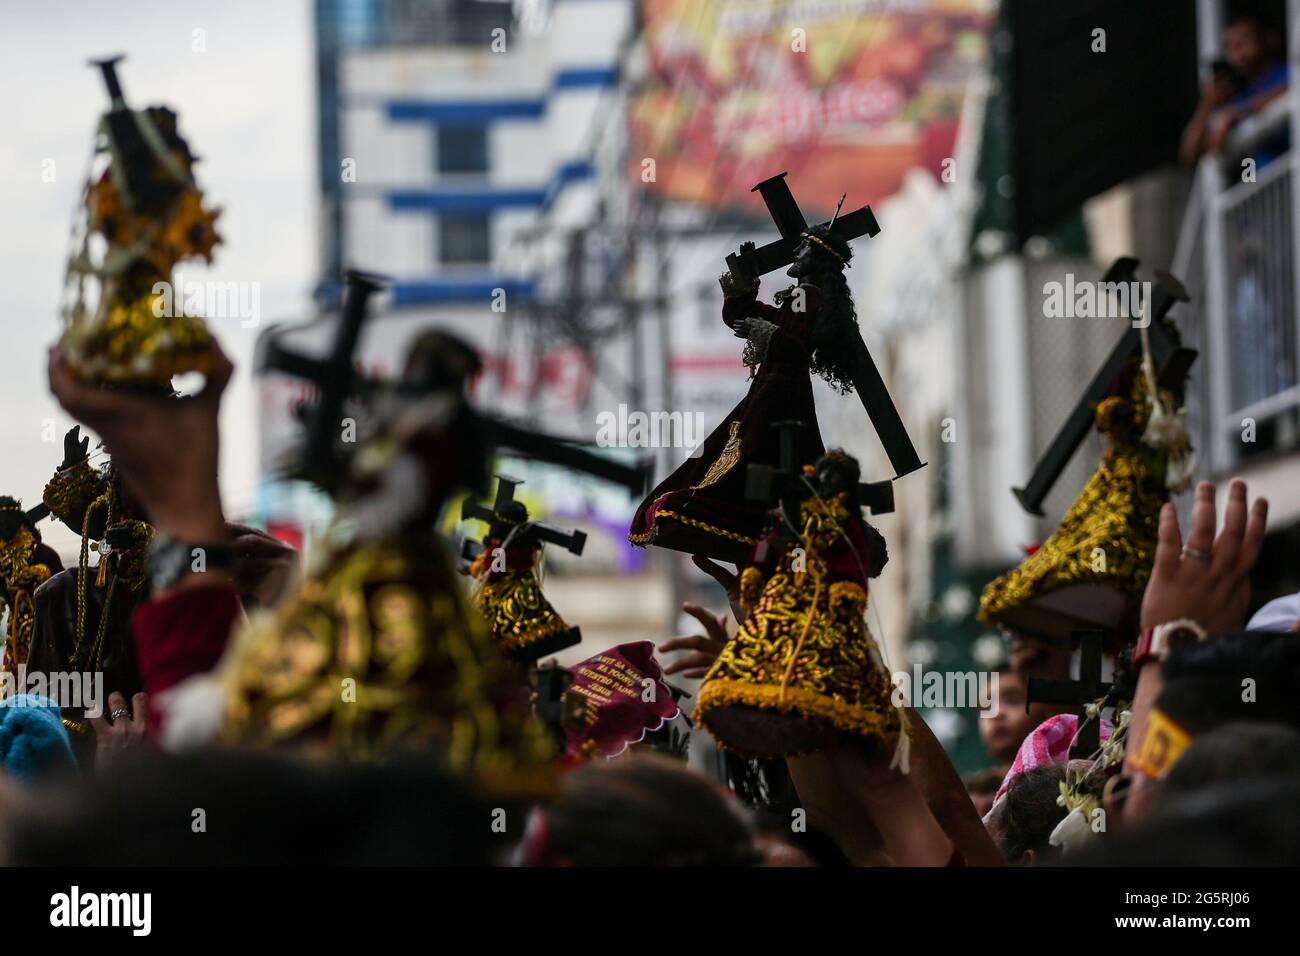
[629,225,861,563]
[0,498,63,679]
[29,427,153,763]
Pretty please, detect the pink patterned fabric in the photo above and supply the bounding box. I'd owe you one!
[993,713,1113,804]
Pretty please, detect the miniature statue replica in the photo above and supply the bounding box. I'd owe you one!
[0,498,62,679]
[60,56,220,387]
[695,440,907,764]
[629,172,923,563]
[461,476,585,664]
[980,260,1197,645]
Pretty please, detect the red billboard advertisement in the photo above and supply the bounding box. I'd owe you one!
[630,0,993,219]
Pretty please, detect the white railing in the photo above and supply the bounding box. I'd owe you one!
[1172,72,1300,475]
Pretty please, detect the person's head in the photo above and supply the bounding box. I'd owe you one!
[3,750,495,864]
[1006,630,1072,681]
[964,766,1006,820]
[534,754,759,866]
[985,764,1067,865]
[1155,721,1300,807]
[0,696,76,784]
[1159,630,1300,735]
[1074,778,1300,866]
[979,668,1060,764]
[1123,630,1300,823]
[1222,13,1282,79]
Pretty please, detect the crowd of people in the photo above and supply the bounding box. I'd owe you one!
[0,28,1296,869]
[0,331,1293,867]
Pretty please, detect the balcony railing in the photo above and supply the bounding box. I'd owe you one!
[1174,79,1300,472]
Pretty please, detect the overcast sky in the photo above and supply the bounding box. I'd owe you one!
[0,0,316,557]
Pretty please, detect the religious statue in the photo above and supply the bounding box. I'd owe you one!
[695,449,907,764]
[629,172,923,563]
[219,326,557,798]
[461,476,585,664]
[0,499,63,679]
[979,261,1197,647]
[28,427,153,760]
[60,57,220,388]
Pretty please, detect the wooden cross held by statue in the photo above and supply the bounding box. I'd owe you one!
[460,474,588,562]
[727,172,926,482]
[1026,629,1114,758]
[1013,258,1198,515]
[745,420,895,548]
[261,272,652,498]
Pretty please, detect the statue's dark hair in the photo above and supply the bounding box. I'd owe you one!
[0,496,38,542]
[800,225,859,394]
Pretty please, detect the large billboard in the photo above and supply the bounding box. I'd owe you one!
[630,0,993,219]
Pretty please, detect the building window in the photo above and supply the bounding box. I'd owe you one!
[439,214,491,264]
[436,125,488,174]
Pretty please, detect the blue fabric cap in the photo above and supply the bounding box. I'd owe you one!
[0,694,77,781]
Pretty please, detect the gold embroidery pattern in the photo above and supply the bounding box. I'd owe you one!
[696,421,741,489]
[627,509,758,547]
[0,526,52,678]
[220,535,556,798]
[469,555,576,660]
[979,372,1169,632]
[43,460,103,532]
[696,497,898,757]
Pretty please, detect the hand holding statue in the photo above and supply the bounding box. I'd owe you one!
[48,342,231,544]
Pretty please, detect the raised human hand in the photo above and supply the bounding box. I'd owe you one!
[90,691,149,767]
[1139,479,1268,634]
[48,343,232,543]
[659,603,729,679]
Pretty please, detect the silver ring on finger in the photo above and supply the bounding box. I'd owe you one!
[1182,546,1211,562]
[110,708,130,720]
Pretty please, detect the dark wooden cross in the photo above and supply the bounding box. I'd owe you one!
[261,272,651,497]
[259,269,387,492]
[90,54,189,216]
[1026,629,1113,757]
[460,474,587,561]
[727,171,925,482]
[745,420,894,545]
[1013,257,1198,515]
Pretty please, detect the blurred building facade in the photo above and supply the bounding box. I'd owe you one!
[875,0,1300,770]
[261,0,670,659]
[270,0,1300,768]
[1175,0,1300,601]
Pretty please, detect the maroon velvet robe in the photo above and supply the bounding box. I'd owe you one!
[627,282,826,564]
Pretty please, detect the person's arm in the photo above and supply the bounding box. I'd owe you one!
[785,751,891,866]
[1128,480,1268,772]
[902,707,1006,865]
[1180,99,1220,165]
[48,342,242,737]
[821,732,953,866]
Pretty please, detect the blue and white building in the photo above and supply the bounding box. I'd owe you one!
[258,2,667,640]
[316,0,629,356]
